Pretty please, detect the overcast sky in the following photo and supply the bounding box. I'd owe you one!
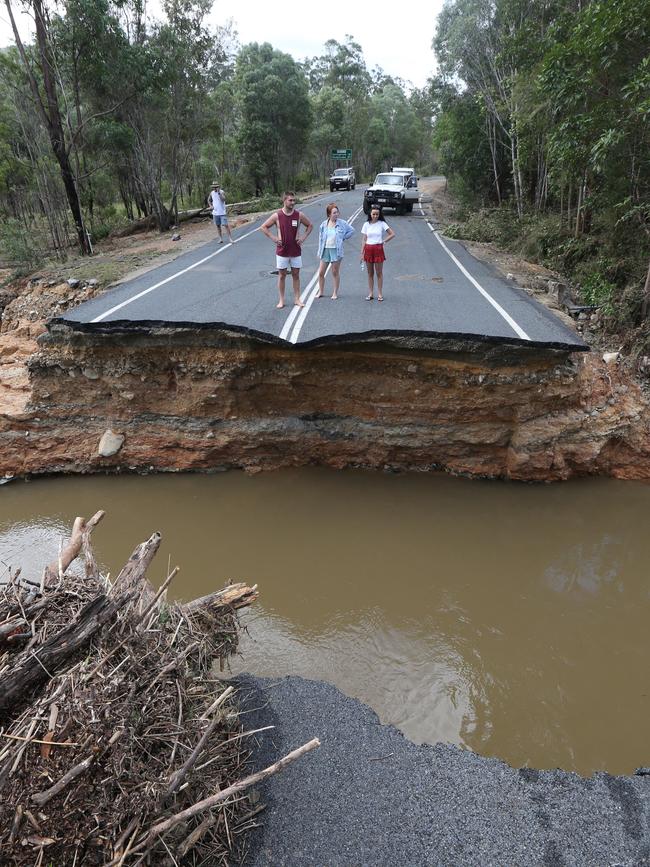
[0,0,444,89]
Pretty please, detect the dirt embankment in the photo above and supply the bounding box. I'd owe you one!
[0,322,646,482]
[1,190,650,482]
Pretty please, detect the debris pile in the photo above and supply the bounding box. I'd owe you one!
[0,510,262,865]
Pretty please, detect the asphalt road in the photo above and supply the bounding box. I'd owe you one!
[60,186,587,351]
[236,674,650,867]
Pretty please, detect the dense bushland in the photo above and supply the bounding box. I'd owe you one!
[432,0,650,344]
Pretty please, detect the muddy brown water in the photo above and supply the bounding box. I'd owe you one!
[2,469,648,777]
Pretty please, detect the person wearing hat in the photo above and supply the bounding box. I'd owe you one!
[208,181,233,244]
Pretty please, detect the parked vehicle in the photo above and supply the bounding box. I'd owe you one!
[392,166,416,178]
[329,167,356,191]
[363,172,419,215]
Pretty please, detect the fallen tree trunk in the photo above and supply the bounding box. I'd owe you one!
[112,207,209,238]
[43,509,104,587]
[0,593,122,718]
[183,581,260,614]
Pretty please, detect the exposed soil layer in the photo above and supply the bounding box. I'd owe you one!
[0,181,649,482]
[0,321,648,481]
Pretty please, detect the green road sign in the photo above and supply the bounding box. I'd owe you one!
[331,148,352,160]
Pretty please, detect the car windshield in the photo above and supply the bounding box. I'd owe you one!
[375,174,403,185]
[333,170,350,176]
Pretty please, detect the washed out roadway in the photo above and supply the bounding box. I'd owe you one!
[59,184,587,352]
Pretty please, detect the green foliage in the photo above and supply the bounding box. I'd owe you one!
[432,0,650,338]
[580,271,616,313]
[0,219,43,272]
[235,43,312,192]
[443,207,518,244]
[432,92,493,202]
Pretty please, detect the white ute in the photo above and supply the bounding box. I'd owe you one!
[363,171,419,215]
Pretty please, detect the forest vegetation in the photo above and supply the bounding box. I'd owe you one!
[0,0,433,256]
[431,0,650,348]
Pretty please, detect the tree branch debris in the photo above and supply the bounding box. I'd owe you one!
[0,510,317,865]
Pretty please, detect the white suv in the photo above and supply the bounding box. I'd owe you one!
[329,168,356,191]
[363,172,419,215]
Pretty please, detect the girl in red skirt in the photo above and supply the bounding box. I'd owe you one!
[360,205,396,301]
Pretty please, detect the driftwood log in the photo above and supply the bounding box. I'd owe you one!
[0,594,122,717]
[0,511,318,866]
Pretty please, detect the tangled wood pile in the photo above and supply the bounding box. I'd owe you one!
[0,511,319,865]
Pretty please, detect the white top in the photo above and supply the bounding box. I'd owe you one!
[362,220,389,244]
[209,189,226,216]
[325,225,337,248]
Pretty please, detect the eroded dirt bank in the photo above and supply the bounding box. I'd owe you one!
[1,319,650,481]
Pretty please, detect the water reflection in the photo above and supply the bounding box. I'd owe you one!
[0,469,649,775]
[543,537,621,594]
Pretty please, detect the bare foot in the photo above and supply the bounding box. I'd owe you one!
[276,302,285,309]
[315,293,324,299]
[331,294,338,300]
[294,300,305,308]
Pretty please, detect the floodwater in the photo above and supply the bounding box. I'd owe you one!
[1,469,649,777]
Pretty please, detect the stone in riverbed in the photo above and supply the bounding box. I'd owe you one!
[98,430,125,457]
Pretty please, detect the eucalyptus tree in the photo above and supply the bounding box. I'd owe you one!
[541,0,650,240]
[4,0,93,251]
[434,0,558,215]
[309,85,346,186]
[305,38,371,175]
[234,43,311,193]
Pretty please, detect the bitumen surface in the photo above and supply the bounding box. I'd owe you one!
[59,186,587,352]
[235,674,650,867]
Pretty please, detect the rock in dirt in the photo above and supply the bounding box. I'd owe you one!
[98,429,125,456]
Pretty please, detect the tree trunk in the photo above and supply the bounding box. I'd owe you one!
[487,114,501,205]
[5,0,91,255]
[0,594,122,718]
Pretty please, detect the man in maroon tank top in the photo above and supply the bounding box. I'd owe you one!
[261,191,313,309]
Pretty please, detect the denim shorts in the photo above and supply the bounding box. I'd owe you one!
[212,214,228,226]
[321,248,340,263]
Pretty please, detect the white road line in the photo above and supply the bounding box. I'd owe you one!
[278,270,322,340]
[91,242,238,322]
[416,202,530,341]
[91,193,339,323]
[285,206,363,345]
[286,267,331,344]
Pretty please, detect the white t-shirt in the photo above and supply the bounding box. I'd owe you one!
[362,220,389,244]
[209,189,226,216]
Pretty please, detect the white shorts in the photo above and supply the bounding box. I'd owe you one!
[276,255,302,270]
